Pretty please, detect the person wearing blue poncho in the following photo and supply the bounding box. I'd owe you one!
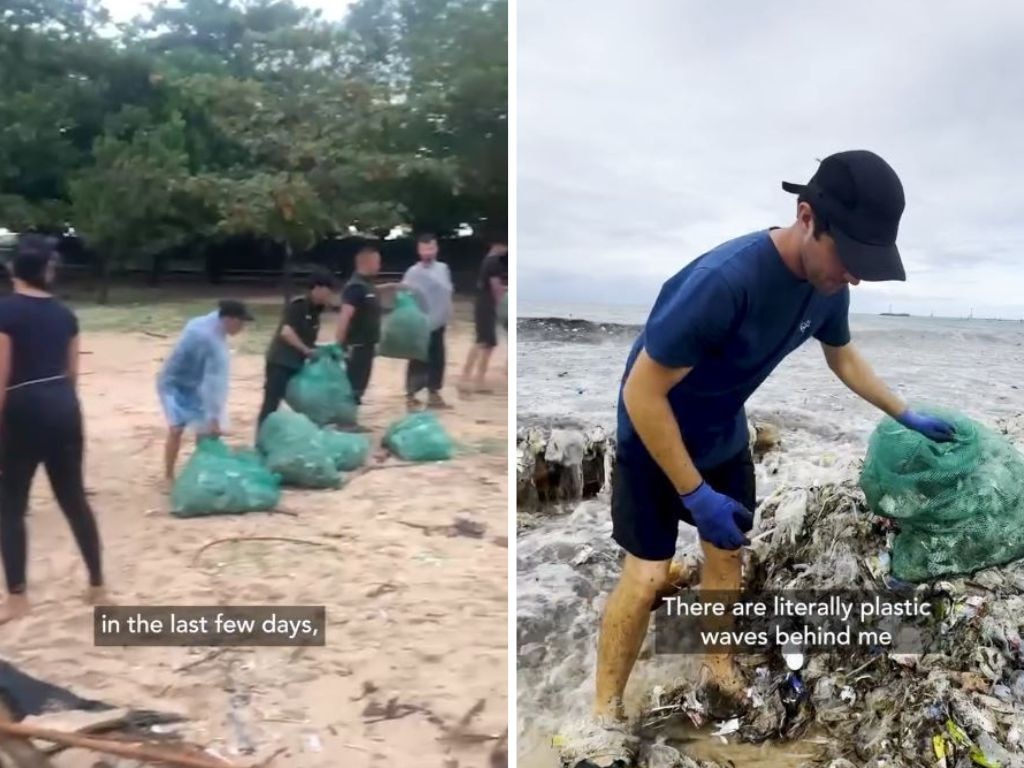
[157,300,252,482]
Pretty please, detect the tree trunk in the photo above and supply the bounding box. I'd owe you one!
[281,240,293,302]
[97,258,110,305]
[148,251,163,286]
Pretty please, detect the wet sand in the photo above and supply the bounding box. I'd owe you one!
[2,310,508,767]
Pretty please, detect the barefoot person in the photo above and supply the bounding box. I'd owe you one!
[256,269,337,429]
[157,299,253,481]
[0,234,107,622]
[566,151,956,766]
[459,237,508,395]
[336,243,383,409]
[401,233,454,411]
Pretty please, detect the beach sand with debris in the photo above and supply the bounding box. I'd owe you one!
[1,301,508,767]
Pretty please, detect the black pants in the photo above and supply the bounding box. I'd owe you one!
[0,386,103,594]
[257,362,299,429]
[346,344,375,405]
[406,326,446,397]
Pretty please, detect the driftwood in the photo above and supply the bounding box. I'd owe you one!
[0,721,250,768]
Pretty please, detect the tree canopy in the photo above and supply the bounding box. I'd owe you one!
[0,0,507,296]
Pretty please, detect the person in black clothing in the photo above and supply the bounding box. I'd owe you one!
[0,234,104,624]
[459,238,508,394]
[256,270,337,429]
[336,244,382,407]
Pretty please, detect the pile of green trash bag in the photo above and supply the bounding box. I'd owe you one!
[859,407,1024,582]
[378,291,430,361]
[321,428,370,471]
[384,412,454,462]
[284,343,358,426]
[171,438,281,518]
[257,410,342,489]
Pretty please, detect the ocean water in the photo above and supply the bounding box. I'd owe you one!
[516,302,1024,766]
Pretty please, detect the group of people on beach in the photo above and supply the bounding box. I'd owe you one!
[0,231,507,624]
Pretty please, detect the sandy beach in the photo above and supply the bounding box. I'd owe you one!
[1,299,508,767]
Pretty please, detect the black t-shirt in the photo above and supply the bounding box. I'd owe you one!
[0,294,78,387]
[341,274,381,346]
[477,252,508,305]
[266,296,323,370]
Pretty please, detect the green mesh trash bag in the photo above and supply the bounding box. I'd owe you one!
[498,292,508,329]
[171,438,281,518]
[378,291,430,361]
[859,407,1024,582]
[322,428,371,471]
[257,410,341,489]
[384,412,454,461]
[284,343,358,426]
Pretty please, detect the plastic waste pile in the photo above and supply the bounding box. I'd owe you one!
[642,413,1024,767]
[378,290,430,361]
[257,410,343,489]
[321,428,370,471]
[383,412,454,462]
[860,408,1024,581]
[284,343,358,426]
[171,438,281,517]
[516,423,610,516]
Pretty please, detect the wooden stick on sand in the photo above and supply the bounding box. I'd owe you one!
[0,720,254,768]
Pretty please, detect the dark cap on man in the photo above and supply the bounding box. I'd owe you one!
[218,299,254,321]
[782,150,907,282]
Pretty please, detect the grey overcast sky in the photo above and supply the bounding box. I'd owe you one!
[518,1,1024,318]
[101,0,354,24]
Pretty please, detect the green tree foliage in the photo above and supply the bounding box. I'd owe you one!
[0,0,507,300]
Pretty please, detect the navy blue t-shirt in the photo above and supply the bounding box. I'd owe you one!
[0,294,79,387]
[616,229,850,471]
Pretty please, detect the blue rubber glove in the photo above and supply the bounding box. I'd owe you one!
[680,482,753,550]
[896,409,956,442]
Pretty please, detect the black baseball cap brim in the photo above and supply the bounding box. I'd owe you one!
[782,179,907,282]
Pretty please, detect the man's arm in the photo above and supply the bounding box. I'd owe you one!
[622,350,702,493]
[335,304,356,345]
[67,334,80,390]
[820,342,905,417]
[489,274,505,303]
[280,324,314,358]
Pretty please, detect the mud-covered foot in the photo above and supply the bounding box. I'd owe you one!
[406,396,422,413]
[456,380,474,398]
[553,716,638,768]
[696,656,749,719]
[0,594,30,625]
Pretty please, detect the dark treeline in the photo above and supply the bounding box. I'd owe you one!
[0,0,507,300]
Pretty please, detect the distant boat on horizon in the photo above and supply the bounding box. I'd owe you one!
[880,304,910,317]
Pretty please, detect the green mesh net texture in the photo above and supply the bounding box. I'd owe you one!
[384,412,454,461]
[284,343,358,426]
[171,438,281,518]
[859,407,1024,582]
[257,410,342,489]
[378,291,430,361]
[321,428,371,471]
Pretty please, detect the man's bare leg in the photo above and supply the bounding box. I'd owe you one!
[698,540,745,697]
[594,554,672,719]
[458,347,480,395]
[164,427,184,483]
[473,345,494,391]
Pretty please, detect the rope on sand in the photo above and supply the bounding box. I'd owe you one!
[192,536,339,566]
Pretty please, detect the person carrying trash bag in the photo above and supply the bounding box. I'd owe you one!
[158,299,253,483]
[399,233,454,412]
[284,343,358,427]
[256,269,337,432]
[559,151,959,768]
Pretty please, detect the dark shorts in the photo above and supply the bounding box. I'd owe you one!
[611,447,756,562]
[474,296,498,348]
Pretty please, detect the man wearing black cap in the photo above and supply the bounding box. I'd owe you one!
[256,269,337,429]
[158,299,254,482]
[566,151,956,767]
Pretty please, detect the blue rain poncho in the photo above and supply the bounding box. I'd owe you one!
[157,312,231,430]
